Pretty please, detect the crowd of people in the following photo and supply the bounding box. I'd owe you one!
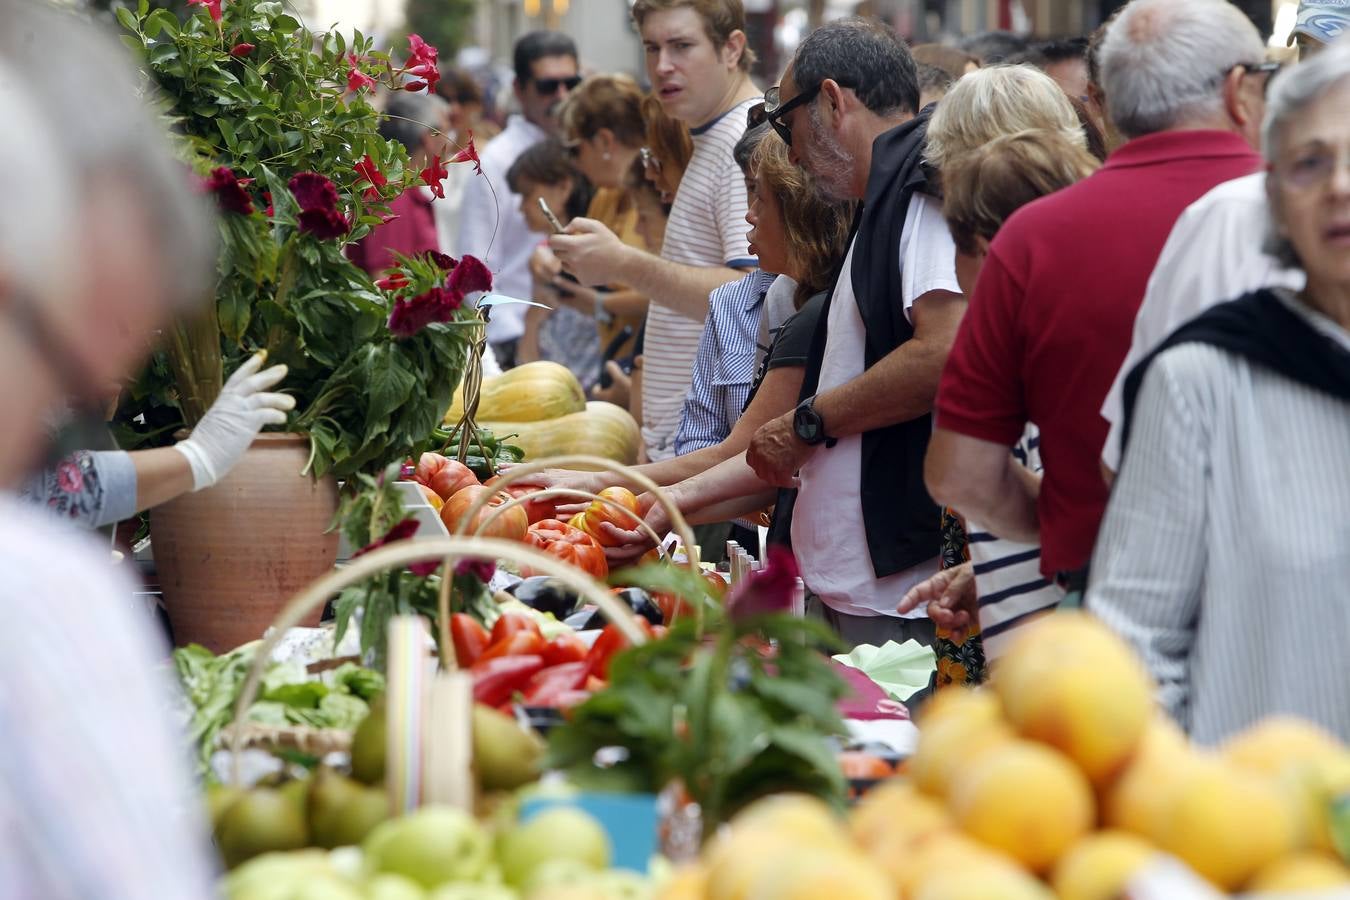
[2,0,1350,890]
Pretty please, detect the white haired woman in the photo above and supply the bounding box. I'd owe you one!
[1086,38,1350,745]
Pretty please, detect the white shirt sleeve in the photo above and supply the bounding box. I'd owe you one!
[898,193,962,322]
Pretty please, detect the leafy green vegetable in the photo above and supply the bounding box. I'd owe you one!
[332,662,385,701]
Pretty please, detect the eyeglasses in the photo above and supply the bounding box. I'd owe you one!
[1275,147,1350,190]
[640,146,662,174]
[746,101,767,130]
[1231,61,1283,97]
[533,75,582,95]
[763,80,854,147]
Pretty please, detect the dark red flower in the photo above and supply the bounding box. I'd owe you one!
[353,154,387,199]
[351,518,439,576]
[229,42,255,57]
[454,558,496,583]
[297,207,349,239]
[447,254,493,295]
[288,171,339,214]
[203,166,254,215]
[388,286,463,337]
[188,0,222,22]
[262,191,274,218]
[419,154,449,200]
[428,251,458,271]
[375,272,411,291]
[727,545,800,622]
[347,66,376,94]
[403,80,429,93]
[449,133,482,176]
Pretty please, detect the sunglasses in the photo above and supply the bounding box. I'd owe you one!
[763,80,854,147]
[747,101,767,130]
[533,75,582,95]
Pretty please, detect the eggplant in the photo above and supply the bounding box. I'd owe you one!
[507,576,580,619]
[578,587,664,630]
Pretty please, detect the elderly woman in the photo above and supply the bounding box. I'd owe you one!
[1086,41,1350,744]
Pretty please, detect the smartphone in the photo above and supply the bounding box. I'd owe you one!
[537,197,566,234]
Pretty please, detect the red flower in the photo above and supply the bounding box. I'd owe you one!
[353,154,387,199]
[726,546,800,622]
[288,171,339,214]
[403,80,429,93]
[375,272,411,291]
[428,251,458,271]
[262,191,274,218]
[388,286,463,337]
[405,34,441,93]
[187,0,222,22]
[420,154,449,200]
[229,42,255,57]
[454,558,496,583]
[56,460,84,494]
[351,518,439,576]
[408,34,438,64]
[448,255,493,295]
[203,166,254,215]
[450,133,482,176]
[347,66,376,94]
[297,207,350,239]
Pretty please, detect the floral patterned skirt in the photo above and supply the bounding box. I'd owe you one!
[934,508,987,687]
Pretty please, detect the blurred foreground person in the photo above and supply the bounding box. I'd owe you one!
[0,1,219,895]
[1087,40,1350,745]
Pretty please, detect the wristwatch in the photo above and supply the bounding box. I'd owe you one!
[793,396,837,448]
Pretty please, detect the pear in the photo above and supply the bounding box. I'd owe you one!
[278,777,311,842]
[307,767,390,849]
[206,784,245,831]
[350,697,387,786]
[472,704,544,792]
[215,788,309,869]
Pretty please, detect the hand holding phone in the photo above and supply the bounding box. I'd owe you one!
[537,197,566,234]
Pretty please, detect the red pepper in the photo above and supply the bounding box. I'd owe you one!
[471,654,545,707]
[583,620,653,680]
[489,612,541,646]
[477,629,547,663]
[522,661,590,707]
[450,613,490,666]
[540,632,588,667]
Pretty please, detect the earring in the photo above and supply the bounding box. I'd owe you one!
[603,152,611,160]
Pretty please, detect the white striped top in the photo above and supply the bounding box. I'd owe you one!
[641,98,760,461]
[1086,290,1350,746]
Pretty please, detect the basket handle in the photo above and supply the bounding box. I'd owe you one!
[473,487,671,557]
[227,535,643,785]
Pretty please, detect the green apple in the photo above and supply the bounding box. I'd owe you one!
[364,806,493,889]
[366,873,427,900]
[216,789,309,869]
[427,885,520,900]
[496,808,611,888]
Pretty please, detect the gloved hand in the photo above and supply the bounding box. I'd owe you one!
[173,352,295,490]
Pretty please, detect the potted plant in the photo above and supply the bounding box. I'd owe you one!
[113,0,487,651]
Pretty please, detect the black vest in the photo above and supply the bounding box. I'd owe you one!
[787,107,943,578]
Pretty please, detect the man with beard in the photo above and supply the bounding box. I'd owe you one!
[746,18,966,651]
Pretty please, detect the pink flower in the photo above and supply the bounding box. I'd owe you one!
[56,460,84,494]
[388,286,462,337]
[419,154,448,200]
[405,34,441,93]
[450,133,482,176]
[229,42,255,57]
[353,154,387,199]
[347,66,376,94]
[447,255,492,295]
[203,166,254,215]
[187,0,222,22]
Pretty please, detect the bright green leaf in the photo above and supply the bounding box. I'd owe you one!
[115,6,139,33]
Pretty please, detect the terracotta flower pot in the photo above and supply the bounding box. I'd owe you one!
[150,432,339,653]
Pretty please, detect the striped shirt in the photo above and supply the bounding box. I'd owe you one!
[674,270,779,455]
[641,97,760,461]
[967,426,1060,658]
[1086,291,1350,746]
[0,498,218,897]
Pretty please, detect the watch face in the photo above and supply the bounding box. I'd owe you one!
[794,407,820,442]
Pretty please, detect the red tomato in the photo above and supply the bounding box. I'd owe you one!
[583,619,653,680]
[489,611,541,646]
[523,519,609,579]
[540,632,588,667]
[449,613,489,666]
[477,629,547,662]
[470,655,544,707]
[580,487,642,548]
[441,485,528,541]
[484,475,557,524]
[414,452,479,501]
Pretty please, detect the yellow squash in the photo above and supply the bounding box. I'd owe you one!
[480,401,642,466]
[444,361,586,425]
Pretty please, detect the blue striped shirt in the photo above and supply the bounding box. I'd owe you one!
[674,270,778,456]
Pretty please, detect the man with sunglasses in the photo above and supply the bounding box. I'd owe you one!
[745,18,966,652]
[457,31,580,368]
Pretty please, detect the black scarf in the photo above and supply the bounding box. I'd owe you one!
[1121,288,1350,456]
[776,106,943,578]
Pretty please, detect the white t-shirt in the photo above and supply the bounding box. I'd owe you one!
[455,115,549,345]
[1100,173,1304,470]
[640,98,759,461]
[793,193,959,618]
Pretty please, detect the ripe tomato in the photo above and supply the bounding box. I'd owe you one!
[440,485,528,541]
[484,475,557,524]
[540,632,588,666]
[414,452,479,501]
[580,486,641,548]
[523,519,609,580]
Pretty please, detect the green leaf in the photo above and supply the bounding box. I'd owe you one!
[137,0,149,16]
[274,14,301,33]
[115,6,138,34]
[146,8,178,38]
[264,681,328,708]
[148,43,180,65]
[217,117,237,151]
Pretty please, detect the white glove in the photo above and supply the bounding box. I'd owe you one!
[173,352,295,490]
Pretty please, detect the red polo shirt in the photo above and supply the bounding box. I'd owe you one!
[935,130,1260,575]
[348,187,440,277]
